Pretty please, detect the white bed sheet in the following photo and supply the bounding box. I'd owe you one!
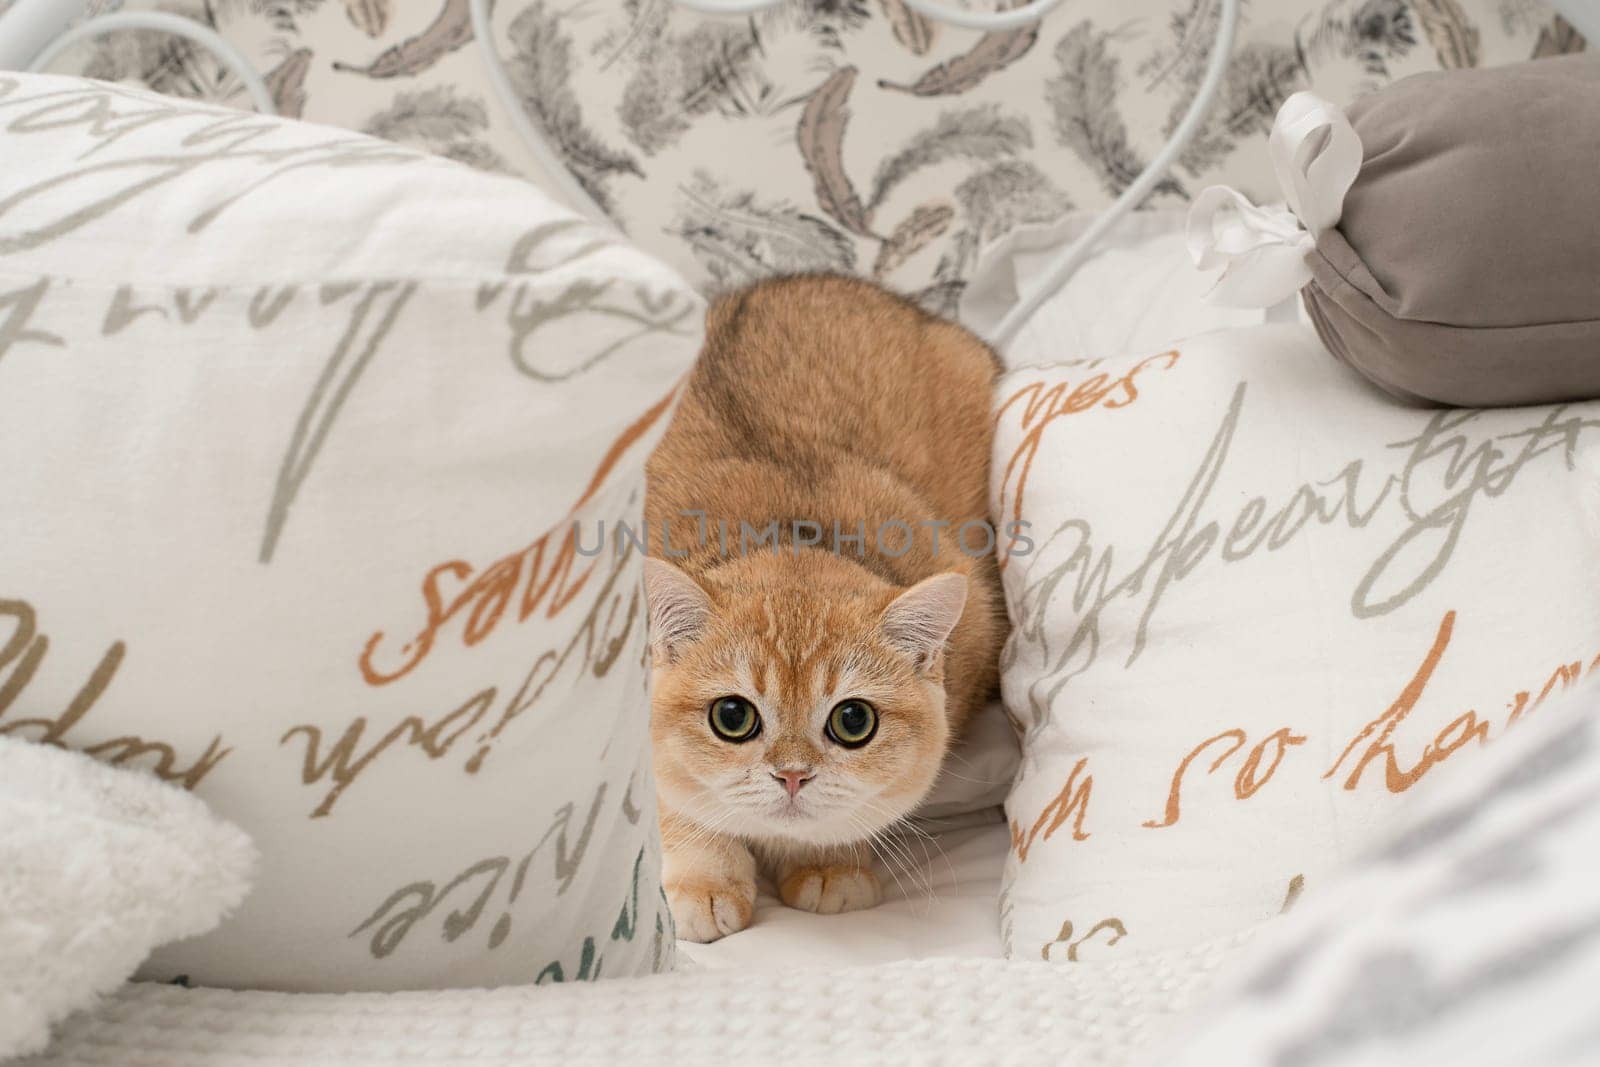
[677,817,1010,972]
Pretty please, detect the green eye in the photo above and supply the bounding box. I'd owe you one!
[826,700,878,748]
[708,696,760,743]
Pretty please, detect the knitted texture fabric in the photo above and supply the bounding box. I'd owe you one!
[25,934,1252,1066]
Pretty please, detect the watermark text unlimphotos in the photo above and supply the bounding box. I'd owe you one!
[572,514,1034,559]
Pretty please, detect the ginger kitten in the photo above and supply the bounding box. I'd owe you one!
[644,274,1007,943]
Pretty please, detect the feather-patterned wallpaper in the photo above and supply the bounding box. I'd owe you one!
[32,0,1587,311]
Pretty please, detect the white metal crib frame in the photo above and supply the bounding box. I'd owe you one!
[2,0,1596,349]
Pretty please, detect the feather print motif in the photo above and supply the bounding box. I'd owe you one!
[879,24,1039,96]
[1414,0,1484,67]
[365,86,487,143]
[617,18,770,155]
[362,86,509,173]
[868,105,1032,212]
[879,0,937,55]
[37,0,1570,302]
[1532,15,1587,55]
[1144,0,1299,178]
[1139,0,1226,90]
[504,2,643,214]
[670,172,857,286]
[797,67,875,237]
[1300,0,1420,79]
[341,0,389,38]
[921,158,1070,315]
[234,0,326,35]
[1173,41,1307,177]
[1410,0,1482,67]
[76,2,238,103]
[872,201,954,279]
[262,46,312,119]
[953,158,1071,247]
[332,0,472,78]
[870,199,953,278]
[1047,22,1184,199]
[757,0,872,51]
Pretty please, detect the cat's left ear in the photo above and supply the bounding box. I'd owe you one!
[881,572,967,673]
[643,558,713,664]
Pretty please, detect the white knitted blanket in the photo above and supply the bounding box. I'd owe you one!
[23,935,1251,1067]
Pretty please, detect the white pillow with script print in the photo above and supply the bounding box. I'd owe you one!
[991,324,1600,962]
[0,74,701,990]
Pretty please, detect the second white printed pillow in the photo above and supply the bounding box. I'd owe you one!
[992,324,1600,961]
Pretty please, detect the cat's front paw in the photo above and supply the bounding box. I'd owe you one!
[665,875,757,943]
[778,864,882,915]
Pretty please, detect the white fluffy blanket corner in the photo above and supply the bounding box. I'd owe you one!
[0,738,255,1062]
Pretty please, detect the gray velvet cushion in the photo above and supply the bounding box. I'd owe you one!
[1304,54,1600,407]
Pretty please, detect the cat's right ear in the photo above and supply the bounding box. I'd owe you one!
[643,558,712,664]
[880,571,967,673]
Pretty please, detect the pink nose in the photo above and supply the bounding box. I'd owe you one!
[772,769,814,798]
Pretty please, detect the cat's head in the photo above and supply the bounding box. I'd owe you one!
[645,551,966,848]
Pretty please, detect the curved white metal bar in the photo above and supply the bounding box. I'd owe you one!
[26,10,277,115]
[986,0,1240,349]
[0,0,91,71]
[469,0,617,226]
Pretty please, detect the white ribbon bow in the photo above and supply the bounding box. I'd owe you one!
[1187,91,1363,308]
